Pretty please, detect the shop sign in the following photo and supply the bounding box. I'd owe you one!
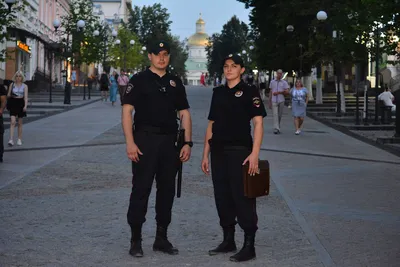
[17,41,31,54]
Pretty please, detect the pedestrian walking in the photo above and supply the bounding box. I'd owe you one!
[290,79,309,135]
[109,71,118,106]
[0,81,7,162]
[117,70,129,104]
[201,54,267,262]
[258,72,266,101]
[99,70,110,101]
[268,69,289,134]
[6,71,28,146]
[121,40,193,258]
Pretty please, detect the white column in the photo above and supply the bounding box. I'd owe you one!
[303,75,313,101]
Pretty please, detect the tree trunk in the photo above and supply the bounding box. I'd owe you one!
[303,75,313,101]
[316,64,323,104]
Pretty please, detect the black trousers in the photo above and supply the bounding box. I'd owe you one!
[210,146,258,234]
[127,130,178,228]
[0,116,3,160]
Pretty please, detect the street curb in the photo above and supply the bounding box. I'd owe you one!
[307,113,400,158]
[3,98,101,130]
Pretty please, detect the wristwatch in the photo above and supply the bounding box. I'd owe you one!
[184,141,193,147]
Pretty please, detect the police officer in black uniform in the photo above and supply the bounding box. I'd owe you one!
[121,41,193,258]
[201,54,267,262]
[0,81,7,163]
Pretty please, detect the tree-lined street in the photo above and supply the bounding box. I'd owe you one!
[1,86,399,266]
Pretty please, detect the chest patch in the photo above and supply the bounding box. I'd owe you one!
[235,91,243,97]
[253,97,261,107]
[170,80,176,87]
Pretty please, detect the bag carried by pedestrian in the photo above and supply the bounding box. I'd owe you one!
[242,160,270,198]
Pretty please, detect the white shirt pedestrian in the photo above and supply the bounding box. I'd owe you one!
[268,69,289,134]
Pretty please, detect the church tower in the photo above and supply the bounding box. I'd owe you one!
[185,14,209,85]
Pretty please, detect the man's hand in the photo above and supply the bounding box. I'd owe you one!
[180,145,191,162]
[126,142,143,162]
[201,156,210,175]
[23,106,27,112]
[243,152,259,176]
[272,91,279,96]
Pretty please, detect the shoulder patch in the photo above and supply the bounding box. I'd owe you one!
[126,83,134,94]
[170,80,176,87]
[253,96,261,108]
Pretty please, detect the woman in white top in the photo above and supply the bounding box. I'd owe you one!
[6,71,28,146]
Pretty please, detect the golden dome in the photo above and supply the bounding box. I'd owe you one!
[188,33,209,46]
[196,18,205,25]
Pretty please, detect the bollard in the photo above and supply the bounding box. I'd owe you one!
[83,80,86,100]
[336,85,341,117]
[64,82,71,104]
[364,89,369,125]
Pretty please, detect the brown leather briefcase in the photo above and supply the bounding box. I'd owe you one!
[242,160,270,198]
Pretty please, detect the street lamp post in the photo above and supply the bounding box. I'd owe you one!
[351,51,360,125]
[316,11,328,105]
[53,19,85,104]
[286,25,304,78]
[373,25,381,125]
[115,39,135,71]
[76,20,86,100]
[5,0,16,13]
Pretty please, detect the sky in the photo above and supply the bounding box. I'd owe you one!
[130,0,251,40]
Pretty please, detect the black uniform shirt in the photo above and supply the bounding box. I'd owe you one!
[208,81,267,147]
[122,68,190,132]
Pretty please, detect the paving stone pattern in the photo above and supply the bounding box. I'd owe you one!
[1,87,400,267]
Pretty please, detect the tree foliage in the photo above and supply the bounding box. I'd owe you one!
[206,16,251,77]
[60,0,102,67]
[0,0,27,62]
[127,3,172,47]
[238,0,400,74]
[126,3,187,78]
[108,27,145,71]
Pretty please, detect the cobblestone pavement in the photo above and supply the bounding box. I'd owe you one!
[1,86,400,267]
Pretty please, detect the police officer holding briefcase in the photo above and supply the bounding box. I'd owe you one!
[201,54,267,262]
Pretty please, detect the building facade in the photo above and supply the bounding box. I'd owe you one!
[185,15,209,86]
[2,0,70,88]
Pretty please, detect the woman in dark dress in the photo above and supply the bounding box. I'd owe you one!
[99,70,110,101]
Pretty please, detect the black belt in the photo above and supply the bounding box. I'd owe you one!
[134,125,176,135]
[209,139,251,150]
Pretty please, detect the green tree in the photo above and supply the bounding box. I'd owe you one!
[60,0,101,68]
[206,16,250,77]
[0,0,27,62]
[165,34,188,78]
[126,3,188,78]
[238,0,400,72]
[127,3,172,47]
[108,27,145,71]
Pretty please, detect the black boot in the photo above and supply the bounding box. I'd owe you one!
[129,225,143,257]
[208,227,237,256]
[229,233,256,262]
[153,226,179,255]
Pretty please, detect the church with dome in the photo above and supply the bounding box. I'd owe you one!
[185,15,209,85]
